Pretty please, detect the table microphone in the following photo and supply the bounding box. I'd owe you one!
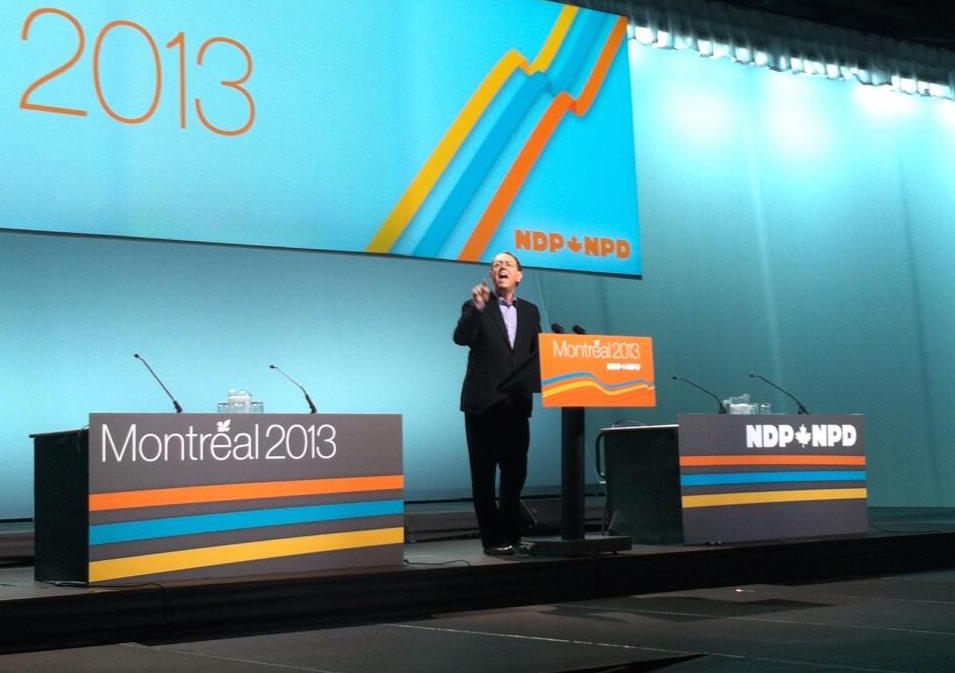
[571,324,586,334]
[270,364,318,413]
[133,353,183,412]
[749,373,810,414]
[672,375,727,414]
[551,322,566,333]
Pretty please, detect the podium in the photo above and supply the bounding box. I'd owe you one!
[33,428,90,582]
[506,333,656,555]
[597,414,867,545]
[597,424,683,544]
[33,413,403,584]
[677,413,867,543]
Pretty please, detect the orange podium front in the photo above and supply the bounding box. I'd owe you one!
[539,334,655,408]
[525,332,653,556]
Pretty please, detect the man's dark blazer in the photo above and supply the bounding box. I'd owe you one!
[453,294,542,416]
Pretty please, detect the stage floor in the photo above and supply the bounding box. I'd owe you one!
[2,506,955,658]
[3,566,955,671]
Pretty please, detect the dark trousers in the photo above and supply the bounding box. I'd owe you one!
[464,401,529,547]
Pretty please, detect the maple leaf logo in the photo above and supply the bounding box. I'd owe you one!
[216,419,231,433]
[795,424,811,448]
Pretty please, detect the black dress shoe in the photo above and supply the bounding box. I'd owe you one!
[483,543,516,556]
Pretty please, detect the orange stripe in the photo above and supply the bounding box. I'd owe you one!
[680,455,866,467]
[89,475,404,512]
[458,16,627,262]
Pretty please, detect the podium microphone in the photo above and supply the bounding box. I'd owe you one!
[270,364,318,413]
[749,373,810,414]
[133,353,183,413]
[571,324,587,334]
[550,323,566,333]
[672,375,727,414]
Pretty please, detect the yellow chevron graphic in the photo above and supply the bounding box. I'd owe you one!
[682,488,868,509]
[543,379,653,399]
[366,4,578,253]
[88,526,404,582]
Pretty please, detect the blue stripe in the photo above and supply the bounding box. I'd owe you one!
[412,12,610,257]
[680,471,867,487]
[542,371,652,389]
[89,499,404,545]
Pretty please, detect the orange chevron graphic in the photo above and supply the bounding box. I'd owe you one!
[365,5,579,253]
[543,380,656,408]
[543,378,654,399]
[458,16,628,262]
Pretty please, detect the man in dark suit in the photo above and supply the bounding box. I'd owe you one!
[453,251,541,556]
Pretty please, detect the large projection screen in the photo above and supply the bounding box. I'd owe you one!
[2,0,641,276]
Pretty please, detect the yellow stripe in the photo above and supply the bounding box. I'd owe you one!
[682,488,868,509]
[88,526,404,583]
[366,5,578,253]
[543,379,652,398]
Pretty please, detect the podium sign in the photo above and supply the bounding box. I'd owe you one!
[677,414,866,544]
[538,334,655,408]
[83,413,403,584]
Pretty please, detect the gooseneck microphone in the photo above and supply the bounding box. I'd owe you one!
[550,322,566,333]
[672,375,727,414]
[749,373,810,414]
[133,353,183,413]
[270,364,318,414]
[571,324,587,334]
